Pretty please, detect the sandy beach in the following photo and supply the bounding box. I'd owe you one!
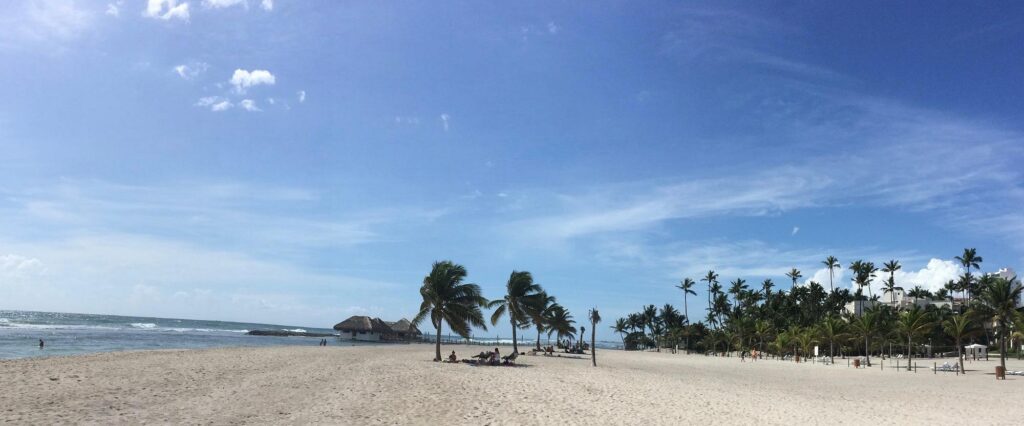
[1,344,1021,425]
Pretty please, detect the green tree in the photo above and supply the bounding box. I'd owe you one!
[545,304,577,345]
[847,309,880,366]
[954,248,982,302]
[589,308,601,366]
[881,260,901,304]
[819,315,846,363]
[488,270,544,354]
[942,313,980,375]
[822,256,840,293]
[971,275,1023,372]
[786,268,802,288]
[528,292,558,350]
[611,317,628,350]
[411,261,489,361]
[701,270,719,328]
[894,306,934,370]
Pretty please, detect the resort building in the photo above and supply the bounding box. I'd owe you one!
[333,316,422,342]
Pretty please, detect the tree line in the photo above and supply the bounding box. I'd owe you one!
[410,260,601,365]
[611,248,1024,373]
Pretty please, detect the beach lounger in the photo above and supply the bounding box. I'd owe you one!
[502,351,519,365]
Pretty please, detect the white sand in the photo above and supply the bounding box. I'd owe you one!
[1,344,1020,424]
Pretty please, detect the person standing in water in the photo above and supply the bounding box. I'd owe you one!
[38,339,44,349]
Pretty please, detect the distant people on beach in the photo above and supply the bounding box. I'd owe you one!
[39,339,44,349]
[448,351,457,362]
[319,338,328,346]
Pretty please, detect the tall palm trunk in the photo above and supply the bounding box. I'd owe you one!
[434,322,442,362]
[906,336,913,371]
[536,328,542,350]
[591,324,597,366]
[956,337,964,374]
[510,316,519,354]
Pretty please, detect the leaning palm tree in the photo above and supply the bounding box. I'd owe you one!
[545,304,577,346]
[971,275,1023,372]
[529,292,557,350]
[954,248,983,302]
[589,308,601,366]
[488,270,543,354]
[894,306,934,370]
[411,261,489,361]
[786,268,802,288]
[611,317,628,349]
[881,260,900,304]
[822,256,840,293]
[943,312,980,375]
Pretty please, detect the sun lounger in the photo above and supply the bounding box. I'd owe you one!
[501,351,519,365]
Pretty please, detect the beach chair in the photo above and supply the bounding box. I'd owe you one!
[502,351,519,365]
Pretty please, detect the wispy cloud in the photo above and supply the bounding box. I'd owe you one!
[144,0,190,21]
[440,113,450,131]
[203,0,246,9]
[260,0,272,11]
[195,96,231,111]
[791,226,799,236]
[174,61,208,80]
[0,0,94,52]
[238,98,260,111]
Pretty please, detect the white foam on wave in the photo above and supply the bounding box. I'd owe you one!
[130,323,158,329]
[282,328,307,333]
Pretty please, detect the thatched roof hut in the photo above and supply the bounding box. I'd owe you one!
[333,316,393,334]
[385,318,421,337]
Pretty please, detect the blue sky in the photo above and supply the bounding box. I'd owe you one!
[1,1,1023,338]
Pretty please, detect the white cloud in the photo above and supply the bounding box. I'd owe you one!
[791,226,799,236]
[239,99,260,112]
[803,267,845,290]
[0,0,95,50]
[195,96,232,111]
[260,0,272,11]
[881,259,963,294]
[105,2,121,17]
[0,254,45,277]
[173,62,208,80]
[203,0,246,9]
[297,90,306,103]
[440,113,450,131]
[394,116,419,125]
[144,0,189,21]
[547,21,560,34]
[229,69,275,94]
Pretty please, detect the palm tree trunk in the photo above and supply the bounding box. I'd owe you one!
[536,328,542,350]
[864,336,870,366]
[956,338,965,375]
[510,316,519,354]
[434,325,442,362]
[906,336,913,371]
[1000,325,1008,371]
[591,322,597,367]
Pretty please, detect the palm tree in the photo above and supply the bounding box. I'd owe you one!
[881,260,901,304]
[545,304,576,345]
[761,279,774,302]
[907,286,927,305]
[589,308,601,366]
[529,292,557,350]
[822,256,840,293]
[786,268,802,288]
[611,317,628,349]
[972,275,1023,372]
[701,270,718,328]
[894,306,934,370]
[955,248,982,302]
[753,320,773,354]
[943,280,958,306]
[676,278,697,326]
[943,313,979,375]
[819,315,845,363]
[642,304,660,351]
[729,278,748,306]
[411,261,489,361]
[847,309,879,366]
[488,270,543,354]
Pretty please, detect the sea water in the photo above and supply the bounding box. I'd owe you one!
[0,310,351,360]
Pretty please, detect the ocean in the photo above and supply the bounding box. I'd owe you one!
[0,310,346,360]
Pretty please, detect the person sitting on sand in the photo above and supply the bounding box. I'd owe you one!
[448,351,457,363]
[489,348,500,365]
